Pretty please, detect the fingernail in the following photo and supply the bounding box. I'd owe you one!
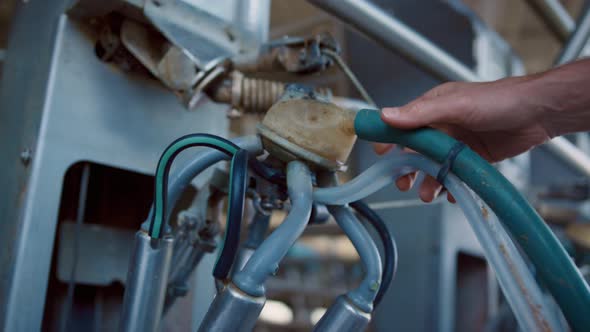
[396,177,409,191]
[419,187,432,203]
[447,193,456,204]
[433,185,444,199]
[382,107,400,119]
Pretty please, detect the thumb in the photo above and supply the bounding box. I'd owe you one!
[381,97,457,129]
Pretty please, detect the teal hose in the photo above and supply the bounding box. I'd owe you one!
[354,109,590,332]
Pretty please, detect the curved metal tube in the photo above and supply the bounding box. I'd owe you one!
[314,152,561,331]
[233,161,313,297]
[328,206,382,313]
[142,135,263,231]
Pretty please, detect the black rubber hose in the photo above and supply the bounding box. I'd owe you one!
[350,200,397,307]
[213,149,249,280]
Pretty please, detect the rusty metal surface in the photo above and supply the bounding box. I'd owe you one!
[233,34,339,74]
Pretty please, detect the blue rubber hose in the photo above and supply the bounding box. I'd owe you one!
[354,109,590,332]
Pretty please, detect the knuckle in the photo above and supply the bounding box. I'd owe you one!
[456,93,473,110]
[410,100,428,113]
[426,82,457,97]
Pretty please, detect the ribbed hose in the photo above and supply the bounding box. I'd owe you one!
[354,109,590,332]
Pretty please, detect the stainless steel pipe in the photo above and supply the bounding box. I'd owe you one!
[525,0,575,42]
[555,3,590,65]
[313,295,371,332]
[545,137,590,177]
[120,231,173,332]
[197,283,265,332]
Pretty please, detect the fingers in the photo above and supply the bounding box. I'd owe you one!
[423,81,461,98]
[380,83,471,130]
[419,175,444,203]
[373,143,394,155]
[395,172,454,204]
[381,99,454,129]
[396,172,417,191]
[447,192,456,204]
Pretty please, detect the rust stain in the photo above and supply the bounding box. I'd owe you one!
[481,205,489,220]
[498,244,553,331]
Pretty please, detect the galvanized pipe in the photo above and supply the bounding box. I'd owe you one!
[545,137,590,177]
[525,0,575,42]
[234,0,271,43]
[120,231,173,332]
[307,0,479,82]
[555,3,590,65]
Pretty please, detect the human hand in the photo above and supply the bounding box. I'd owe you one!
[375,76,553,202]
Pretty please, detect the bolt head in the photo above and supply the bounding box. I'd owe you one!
[20,149,32,165]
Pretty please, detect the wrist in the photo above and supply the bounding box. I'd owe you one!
[525,60,590,137]
[521,71,565,138]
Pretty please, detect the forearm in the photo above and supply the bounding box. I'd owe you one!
[528,58,590,137]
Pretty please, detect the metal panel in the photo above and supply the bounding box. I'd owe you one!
[0,10,228,331]
[57,222,135,286]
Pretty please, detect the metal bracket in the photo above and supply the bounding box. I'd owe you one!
[144,0,258,68]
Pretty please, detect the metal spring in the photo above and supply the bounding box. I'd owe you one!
[239,77,286,113]
[210,71,333,113]
[236,76,332,113]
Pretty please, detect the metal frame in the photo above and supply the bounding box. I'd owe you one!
[0,7,229,331]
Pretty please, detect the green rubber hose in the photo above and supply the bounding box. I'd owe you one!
[150,134,239,239]
[354,109,590,332]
